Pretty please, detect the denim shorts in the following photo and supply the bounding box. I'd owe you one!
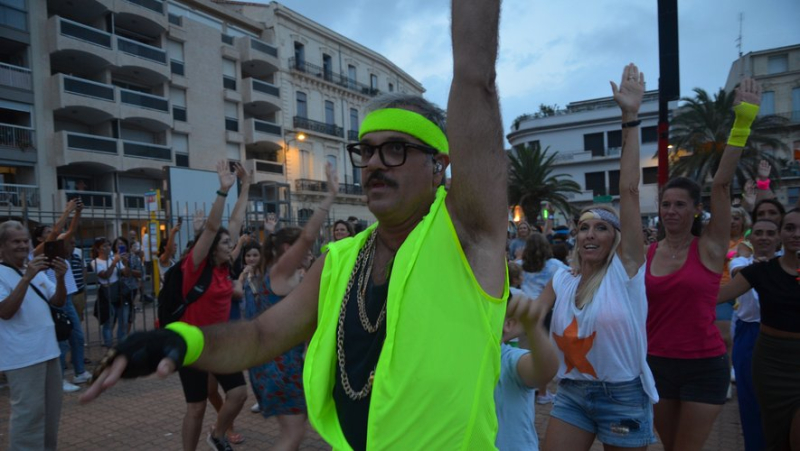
[551,378,656,447]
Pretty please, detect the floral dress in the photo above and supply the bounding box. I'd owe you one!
[244,273,306,416]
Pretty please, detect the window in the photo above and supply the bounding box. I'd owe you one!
[792,87,800,122]
[585,172,605,196]
[170,87,187,122]
[388,83,394,92]
[352,164,362,185]
[300,149,312,178]
[296,91,307,118]
[607,130,622,152]
[761,91,775,116]
[642,167,658,185]
[323,54,332,81]
[584,132,604,157]
[224,101,238,132]
[326,154,337,172]
[788,187,799,208]
[167,40,185,76]
[222,59,236,90]
[173,133,188,167]
[226,143,240,160]
[176,153,189,167]
[0,0,27,31]
[767,55,788,74]
[641,126,658,144]
[325,100,335,125]
[348,65,357,88]
[349,108,358,131]
[370,74,378,90]
[294,42,305,67]
[608,170,620,196]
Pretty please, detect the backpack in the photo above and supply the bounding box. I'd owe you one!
[157,257,214,327]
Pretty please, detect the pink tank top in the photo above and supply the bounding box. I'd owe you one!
[645,238,726,358]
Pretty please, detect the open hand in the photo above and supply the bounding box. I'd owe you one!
[233,162,251,186]
[325,162,339,196]
[264,213,278,234]
[757,160,771,181]
[742,179,756,208]
[610,63,645,117]
[216,160,236,192]
[735,77,761,107]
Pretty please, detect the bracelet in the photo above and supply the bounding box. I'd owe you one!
[165,322,205,367]
[621,120,641,128]
[727,102,759,147]
[216,190,228,198]
[756,179,771,190]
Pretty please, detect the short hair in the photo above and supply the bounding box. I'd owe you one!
[751,198,786,224]
[333,220,355,239]
[780,208,800,230]
[364,93,447,136]
[0,220,27,245]
[659,177,703,238]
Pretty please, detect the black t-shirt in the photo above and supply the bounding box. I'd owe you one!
[740,257,800,333]
[332,274,388,451]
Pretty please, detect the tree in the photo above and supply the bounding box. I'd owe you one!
[669,87,788,186]
[508,142,582,223]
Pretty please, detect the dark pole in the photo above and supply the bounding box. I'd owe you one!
[657,0,679,188]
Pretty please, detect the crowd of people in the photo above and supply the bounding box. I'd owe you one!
[1,1,799,450]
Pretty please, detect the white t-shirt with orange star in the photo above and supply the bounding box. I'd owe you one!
[550,254,658,403]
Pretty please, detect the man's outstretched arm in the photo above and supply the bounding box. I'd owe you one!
[446,0,507,297]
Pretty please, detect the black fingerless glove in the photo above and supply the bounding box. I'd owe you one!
[114,329,187,379]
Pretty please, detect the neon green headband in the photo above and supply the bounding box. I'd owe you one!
[358,108,449,154]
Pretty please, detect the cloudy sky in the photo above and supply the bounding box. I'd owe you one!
[266,0,799,141]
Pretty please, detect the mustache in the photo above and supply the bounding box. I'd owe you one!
[366,171,398,188]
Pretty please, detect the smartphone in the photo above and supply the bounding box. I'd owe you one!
[44,240,65,260]
[118,245,127,254]
[177,216,183,225]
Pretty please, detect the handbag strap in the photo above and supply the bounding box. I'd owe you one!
[0,261,51,306]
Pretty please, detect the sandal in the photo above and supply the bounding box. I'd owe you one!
[226,431,244,444]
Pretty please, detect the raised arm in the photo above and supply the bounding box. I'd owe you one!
[33,199,77,256]
[60,201,83,242]
[191,161,237,269]
[160,223,180,266]
[226,163,252,243]
[754,160,776,202]
[700,78,761,269]
[446,0,506,297]
[611,63,645,275]
[270,162,338,295]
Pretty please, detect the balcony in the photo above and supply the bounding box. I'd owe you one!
[65,132,117,155]
[289,58,380,97]
[241,79,281,115]
[61,190,115,210]
[244,118,282,151]
[124,0,165,14]
[120,88,169,112]
[245,158,285,184]
[295,178,327,193]
[0,62,31,91]
[122,140,171,161]
[773,110,800,124]
[0,3,27,31]
[340,182,364,196]
[57,131,172,170]
[293,116,343,139]
[0,124,34,149]
[236,36,279,77]
[347,130,359,142]
[0,184,40,208]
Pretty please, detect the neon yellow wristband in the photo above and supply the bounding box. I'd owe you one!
[727,102,759,147]
[165,322,205,366]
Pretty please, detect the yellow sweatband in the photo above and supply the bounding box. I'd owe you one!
[359,108,449,154]
[727,102,759,148]
[165,322,205,367]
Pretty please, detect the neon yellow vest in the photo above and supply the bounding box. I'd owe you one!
[304,187,508,450]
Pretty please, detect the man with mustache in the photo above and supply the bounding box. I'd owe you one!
[82,1,509,449]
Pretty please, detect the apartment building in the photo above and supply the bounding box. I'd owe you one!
[507,91,664,222]
[0,0,423,236]
[725,44,800,207]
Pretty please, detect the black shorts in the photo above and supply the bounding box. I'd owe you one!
[178,367,246,403]
[647,354,729,405]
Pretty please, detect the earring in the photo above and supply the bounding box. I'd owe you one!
[434,162,443,173]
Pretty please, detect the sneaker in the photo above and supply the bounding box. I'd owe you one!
[536,391,555,404]
[73,371,92,384]
[727,383,733,400]
[250,402,260,413]
[207,433,233,451]
[62,380,80,393]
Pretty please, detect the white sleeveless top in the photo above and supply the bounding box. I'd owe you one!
[550,254,658,403]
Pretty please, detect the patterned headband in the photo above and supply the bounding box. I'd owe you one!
[579,209,621,230]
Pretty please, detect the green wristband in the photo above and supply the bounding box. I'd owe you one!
[165,322,205,366]
[727,102,759,147]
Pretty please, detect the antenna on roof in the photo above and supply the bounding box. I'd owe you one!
[736,12,744,58]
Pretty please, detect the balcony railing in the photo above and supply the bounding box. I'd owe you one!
[253,119,281,136]
[0,124,34,149]
[64,190,114,209]
[253,159,284,175]
[122,193,146,209]
[250,38,278,57]
[63,75,115,101]
[59,17,112,48]
[251,79,279,97]
[289,58,380,97]
[116,35,167,64]
[340,182,363,196]
[293,116,343,138]
[120,88,169,112]
[347,130,359,142]
[0,183,40,208]
[773,110,800,123]
[125,0,164,14]
[295,178,327,193]
[0,4,27,31]
[66,132,117,154]
[123,140,171,160]
[0,62,31,90]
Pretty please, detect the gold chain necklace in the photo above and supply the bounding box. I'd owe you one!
[336,230,388,400]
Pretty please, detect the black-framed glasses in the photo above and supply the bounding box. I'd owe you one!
[346,141,437,168]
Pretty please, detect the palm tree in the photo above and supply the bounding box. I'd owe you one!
[507,142,582,223]
[669,87,788,186]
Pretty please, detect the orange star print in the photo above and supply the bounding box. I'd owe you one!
[552,317,597,378]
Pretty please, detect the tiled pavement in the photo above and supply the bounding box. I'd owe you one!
[0,299,745,450]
